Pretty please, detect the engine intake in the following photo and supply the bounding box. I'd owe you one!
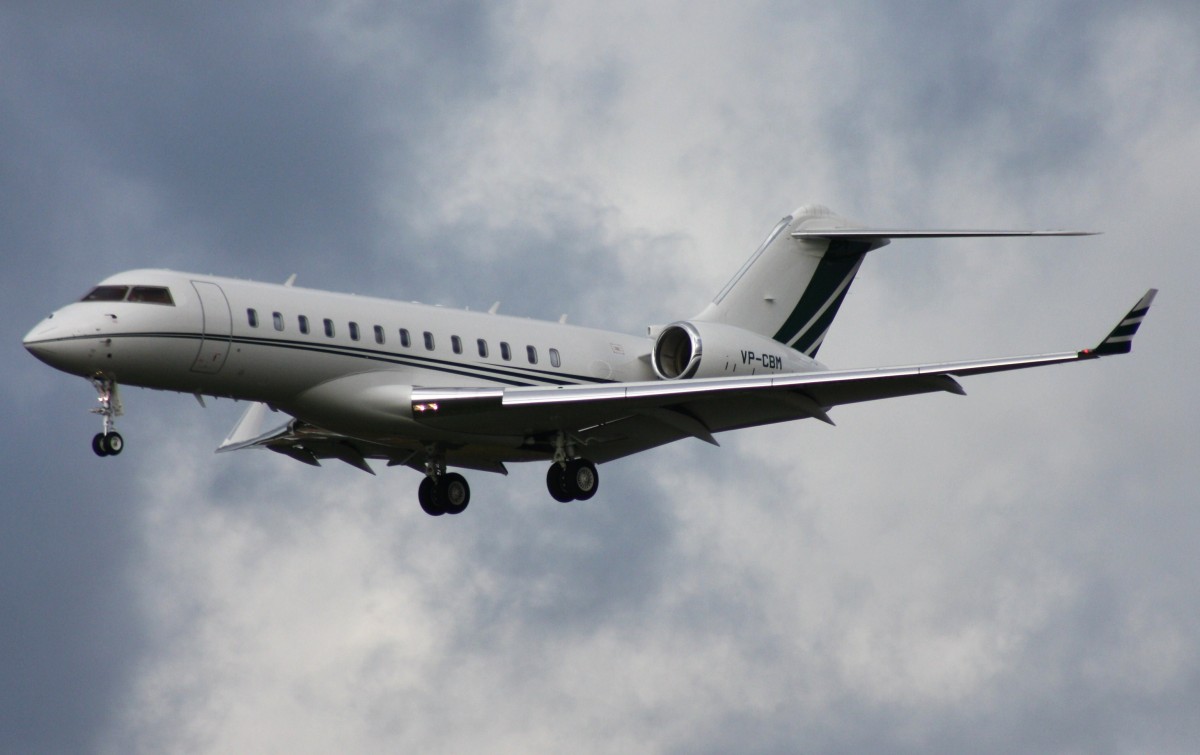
[651,320,824,380]
[653,322,703,379]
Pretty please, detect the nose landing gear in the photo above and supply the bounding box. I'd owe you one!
[89,374,124,457]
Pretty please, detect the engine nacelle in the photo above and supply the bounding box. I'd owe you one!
[651,320,824,380]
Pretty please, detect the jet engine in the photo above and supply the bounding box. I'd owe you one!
[651,321,822,380]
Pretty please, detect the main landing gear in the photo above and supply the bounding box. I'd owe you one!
[546,458,599,502]
[413,440,599,516]
[545,431,598,502]
[417,448,470,516]
[89,374,124,457]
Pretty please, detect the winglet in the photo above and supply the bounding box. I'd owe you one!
[1082,289,1158,357]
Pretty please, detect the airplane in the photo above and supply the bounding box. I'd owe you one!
[24,204,1156,516]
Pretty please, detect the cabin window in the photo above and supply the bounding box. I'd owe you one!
[423,331,435,350]
[273,312,284,331]
[81,285,128,302]
[549,348,562,368]
[374,325,385,344]
[349,322,360,341]
[477,339,488,358]
[324,318,335,337]
[298,315,310,334]
[127,286,174,305]
[451,335,463,354]
[399,328,411,348]
[526,345,538,364]
[247,308,259,327]
[500,341,512,361]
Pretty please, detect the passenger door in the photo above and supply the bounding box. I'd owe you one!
[191,281,232,373]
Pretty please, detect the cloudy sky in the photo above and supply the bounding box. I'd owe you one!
[3,2,1198,752]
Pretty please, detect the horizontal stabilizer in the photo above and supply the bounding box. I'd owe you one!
[791,229,1098,241]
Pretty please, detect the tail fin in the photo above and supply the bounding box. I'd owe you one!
[693,205,882,358]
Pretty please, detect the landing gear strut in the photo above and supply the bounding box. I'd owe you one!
[417,446,470,516]
[90,374,124,457]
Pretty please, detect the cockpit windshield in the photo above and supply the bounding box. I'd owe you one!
[82,285,128,302]
[128,286,174,305]
[81,285,174,305]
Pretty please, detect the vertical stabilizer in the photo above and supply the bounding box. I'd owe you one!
[693,206,883,357]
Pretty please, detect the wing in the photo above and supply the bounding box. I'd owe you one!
[216,400,513,476]
[409,289,1157,463]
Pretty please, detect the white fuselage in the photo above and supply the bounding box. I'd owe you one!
[25,269,656,441]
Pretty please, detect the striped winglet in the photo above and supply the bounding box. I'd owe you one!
[1086,289,1158,357]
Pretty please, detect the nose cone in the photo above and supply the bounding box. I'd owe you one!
[24,317,54,356]
[23,314,80,372]
[24,316,56,353]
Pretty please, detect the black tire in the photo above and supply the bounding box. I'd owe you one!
[546,463,575,502]
[439,473,470,515]
[103,432,124,456]
[418,476,444,516]
[565,458,598,500]
[92,433,109,457]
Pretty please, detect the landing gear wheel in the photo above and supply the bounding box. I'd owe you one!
[103,432,124,456]
[546,464,574,503]
[93,432,123,457]
[418,476,444,516]
[439,473,470,515]
[564,458,598,500]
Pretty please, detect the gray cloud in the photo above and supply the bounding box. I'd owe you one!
[0,406,147,753]
[4,2,1197,753]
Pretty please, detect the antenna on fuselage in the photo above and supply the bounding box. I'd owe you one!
[283,274,298,287]
[488,301,501,314]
